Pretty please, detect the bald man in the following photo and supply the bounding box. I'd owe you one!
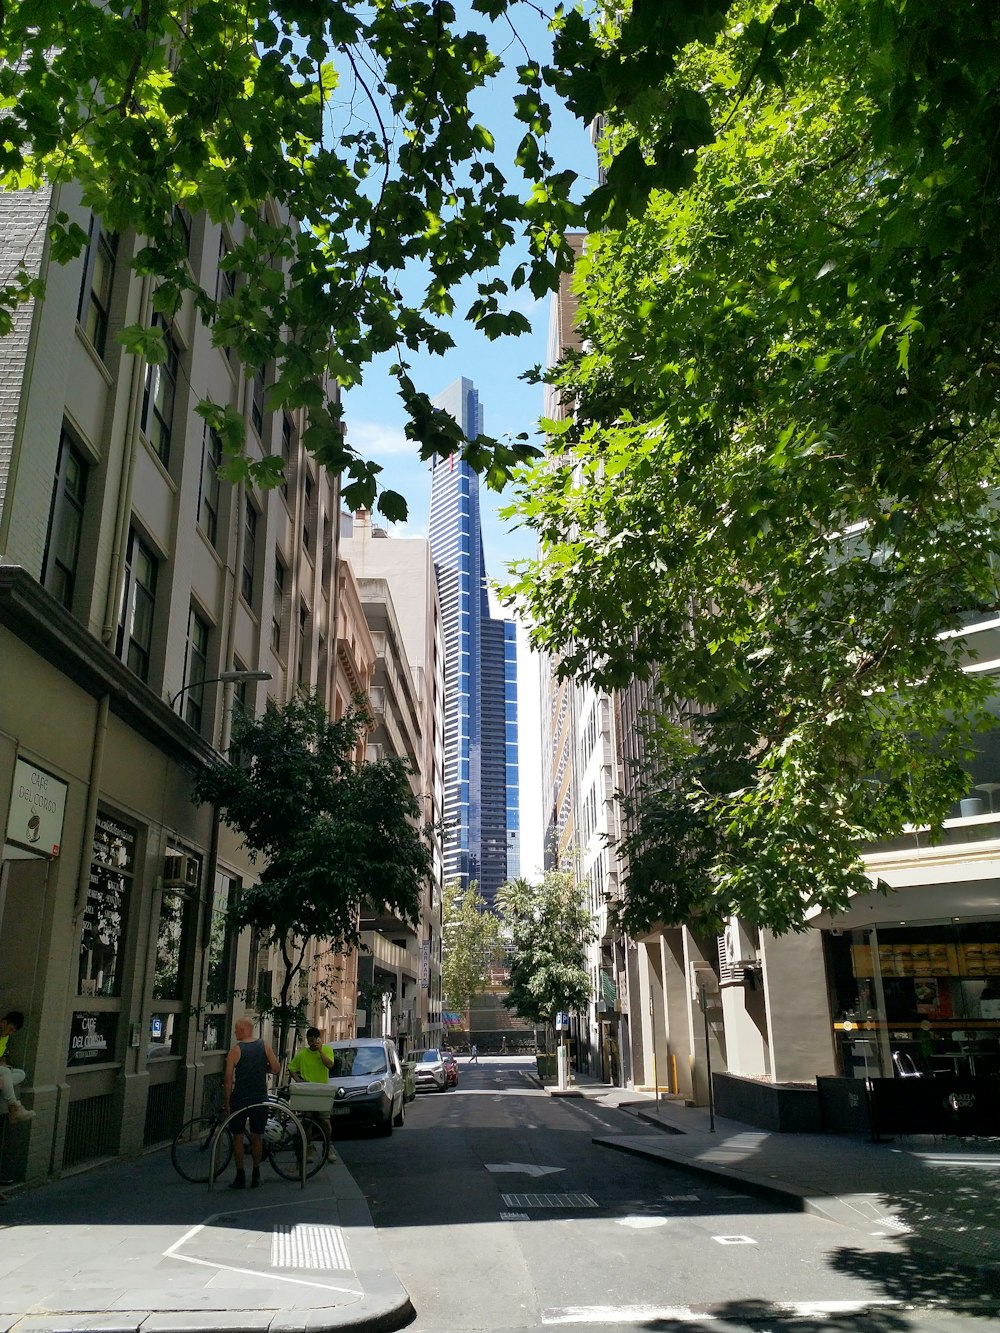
[223,1018,279,1189]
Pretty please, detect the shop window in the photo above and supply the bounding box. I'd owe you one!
[203,870,240,1050]
[42,427,88,610]
[117,526,157,682]
[153,889,189,1001]
[76,216,117,359]
[79,812,136,999]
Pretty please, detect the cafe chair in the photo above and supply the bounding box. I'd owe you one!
[891,1049,928,1078]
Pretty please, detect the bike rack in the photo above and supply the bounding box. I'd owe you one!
[207,1100,309,1190]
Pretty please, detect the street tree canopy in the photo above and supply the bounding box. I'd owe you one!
[504,0,1000,934]
[0,0,586,518]
[441,879,501,1013]
[193,693,432,1047]
[496,872,591,1026]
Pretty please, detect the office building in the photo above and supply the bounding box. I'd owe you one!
[427,378,518,904]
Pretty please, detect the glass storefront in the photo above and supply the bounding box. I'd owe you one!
[826,921,1000,1078]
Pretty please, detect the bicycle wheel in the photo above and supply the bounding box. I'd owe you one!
[266,1108,330,1180]
[171,1115,233,1183]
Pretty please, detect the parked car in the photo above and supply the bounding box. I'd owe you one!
[327,1037,406,1135]
[442,1050,459,1087]
[414,1047,448,1092]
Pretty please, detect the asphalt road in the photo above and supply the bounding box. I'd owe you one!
[334,1056,1000,1333]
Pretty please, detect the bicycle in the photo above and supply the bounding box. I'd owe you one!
[171,1093,330,1184]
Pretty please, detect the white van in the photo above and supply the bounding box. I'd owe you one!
[326,1037,405,1135]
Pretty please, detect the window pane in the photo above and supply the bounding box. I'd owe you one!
[79,813,135,998]
[153,887,188,1000]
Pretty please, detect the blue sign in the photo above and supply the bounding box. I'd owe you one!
[555,1012,569,1031]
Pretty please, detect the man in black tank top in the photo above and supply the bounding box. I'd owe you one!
[224,1017,280,1188]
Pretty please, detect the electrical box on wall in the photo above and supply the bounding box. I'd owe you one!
[723,917,758,969]
[163,852,199,891]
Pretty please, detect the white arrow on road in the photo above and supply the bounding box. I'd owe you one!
[485,1163,564,1177]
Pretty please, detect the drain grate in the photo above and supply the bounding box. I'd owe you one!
[270,1223,351,1270]
[501,1192,598,1209]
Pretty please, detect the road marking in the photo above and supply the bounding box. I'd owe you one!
[500,1211,530,1221]
[501,1192,598,1209]
[486,1162,564,1177]
[270,1223,350,1270]
[616,1215,668,1229]
[662,1194,699,1201]
[542,1300,904,1324]
[712,1234,757,1245]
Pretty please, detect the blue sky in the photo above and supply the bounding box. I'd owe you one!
[339,10,597,876]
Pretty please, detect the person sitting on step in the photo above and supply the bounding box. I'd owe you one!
[0,1012,34,1125]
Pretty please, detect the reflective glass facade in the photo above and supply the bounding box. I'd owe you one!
[428,378,519,903]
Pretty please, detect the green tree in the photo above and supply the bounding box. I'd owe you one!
[505,0,1000,934]
[495,872,591,1037]
[441,879,501,1016]
[193,693,432,1053]
[0,0,585,517]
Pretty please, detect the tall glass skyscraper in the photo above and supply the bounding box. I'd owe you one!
[428,378,519,904]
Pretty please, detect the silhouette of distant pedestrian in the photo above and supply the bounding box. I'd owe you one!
[469,1044,479,1063]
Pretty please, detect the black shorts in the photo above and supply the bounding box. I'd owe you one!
[229,1102,268,1135]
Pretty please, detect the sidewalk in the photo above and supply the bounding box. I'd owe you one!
[0,1148,412,1333]
[549,1073,1000,1274]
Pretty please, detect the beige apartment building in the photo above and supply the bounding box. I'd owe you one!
[0,180,358,1181]
[340,511,446,1054]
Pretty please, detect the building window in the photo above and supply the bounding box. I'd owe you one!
[172,204,192,254]
[117,527,157,682]
[216,233,236,303]
[76,217,117,359]
[183,606,210,731]
[302,472,313,554]
[251,366,266,436]
[141,315,179,467]
[272,558,285,653]
[281,413,294,499]
[241,502,257,604]
[297,602,308,686]
[198,428,221,545]
[43,428,88,610]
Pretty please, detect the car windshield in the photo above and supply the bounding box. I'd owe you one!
[418,1050,441,1063]
[332,1046,388,1076]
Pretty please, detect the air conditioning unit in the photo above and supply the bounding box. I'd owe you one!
[162,852,199,891]
[723,916,758,969]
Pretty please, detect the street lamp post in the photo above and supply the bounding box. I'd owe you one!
[169,669,272,713]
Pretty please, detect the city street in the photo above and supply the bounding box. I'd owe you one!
[336,1056,1000,1333]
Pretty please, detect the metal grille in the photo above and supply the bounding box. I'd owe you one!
[143,1081,183,1146]
[270,1224,350,1270]
[63,1093,116,1169]
[501,1192,598,1209]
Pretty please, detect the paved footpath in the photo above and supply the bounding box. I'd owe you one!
[550,1077,1000,1277]
[0,1148,412,1333]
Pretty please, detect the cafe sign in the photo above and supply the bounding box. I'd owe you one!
[6,758,67,857]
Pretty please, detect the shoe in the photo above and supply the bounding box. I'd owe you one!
[250,1168,261,1189]
[7,1103,35,1125]
[229,1172,246,1190]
